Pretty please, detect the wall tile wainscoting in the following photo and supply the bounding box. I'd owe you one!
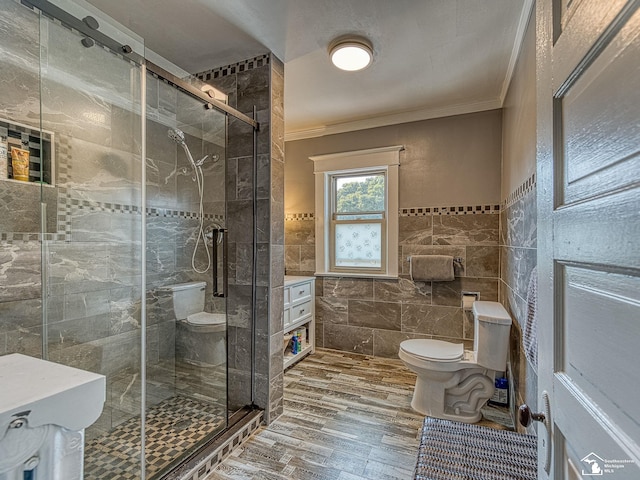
[285,206,500,358]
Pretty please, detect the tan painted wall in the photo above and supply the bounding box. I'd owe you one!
[502,10,536,200]
[285,109,502,214]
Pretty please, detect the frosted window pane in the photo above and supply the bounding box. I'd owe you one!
[335,223,381,268]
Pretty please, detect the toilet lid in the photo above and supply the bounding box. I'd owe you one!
[400,339,464,362]
[186,312,226,326]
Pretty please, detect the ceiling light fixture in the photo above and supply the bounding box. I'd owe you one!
[329,36,373,72]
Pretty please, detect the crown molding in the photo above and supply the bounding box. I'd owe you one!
[284,98,502,142]
[499,0,535,104]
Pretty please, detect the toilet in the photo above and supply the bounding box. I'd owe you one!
[399,301,512,423]
[158,281,226,366]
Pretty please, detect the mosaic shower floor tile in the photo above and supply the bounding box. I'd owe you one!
[84,395,226,480]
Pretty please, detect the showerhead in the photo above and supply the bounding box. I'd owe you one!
[167,128,186,146]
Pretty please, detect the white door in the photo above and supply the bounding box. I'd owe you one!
[536,0,640,479]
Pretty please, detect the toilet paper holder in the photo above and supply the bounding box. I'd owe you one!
[462,291,480,310]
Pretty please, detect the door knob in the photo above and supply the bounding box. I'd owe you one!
[518,403,545,427]
[520,393,552,475]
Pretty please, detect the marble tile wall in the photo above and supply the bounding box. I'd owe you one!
[196,53,285,424]
[499,175,537,431]
[285,210,500,357]
[0,0,48,361]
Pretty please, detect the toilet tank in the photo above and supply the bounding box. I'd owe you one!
[472,301,512,371]
[157,282,206,320]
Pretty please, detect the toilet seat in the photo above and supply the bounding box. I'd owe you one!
[186,312,226,326]
[400,339,464,362]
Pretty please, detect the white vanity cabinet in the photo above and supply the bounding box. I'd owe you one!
[283,275,315,369]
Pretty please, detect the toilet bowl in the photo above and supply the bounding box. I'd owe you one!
[399,301,512,423]
[158,282,226,366]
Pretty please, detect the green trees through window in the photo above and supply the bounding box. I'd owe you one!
[336,174,385,213]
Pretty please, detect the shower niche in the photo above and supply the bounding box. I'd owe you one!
[0,117,55,185]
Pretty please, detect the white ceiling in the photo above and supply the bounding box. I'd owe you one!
[85,0,531,140]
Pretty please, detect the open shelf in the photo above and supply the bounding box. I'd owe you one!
[283,275,316,370]
[284,315,312,335]
[283,343,314,369]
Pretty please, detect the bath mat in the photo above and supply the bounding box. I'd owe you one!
[414,417,537,480]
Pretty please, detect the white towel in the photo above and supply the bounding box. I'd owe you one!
[523,266,538,370]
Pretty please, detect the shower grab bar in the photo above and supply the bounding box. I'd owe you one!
[212,228,228,298]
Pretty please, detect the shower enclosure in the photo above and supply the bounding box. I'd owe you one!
[0,0,265,478]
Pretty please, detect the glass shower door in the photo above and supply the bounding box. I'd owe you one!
[144,73,228,477]
[38,9,145,480]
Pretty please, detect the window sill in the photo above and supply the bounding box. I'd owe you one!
[314,272,398,280]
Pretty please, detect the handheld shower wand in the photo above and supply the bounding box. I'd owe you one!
[168,128,211,274]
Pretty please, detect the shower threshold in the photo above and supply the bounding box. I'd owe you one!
[158,407,263,480]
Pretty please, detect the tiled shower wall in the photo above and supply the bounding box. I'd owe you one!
[195,53,285,423]
[285,206,500,357]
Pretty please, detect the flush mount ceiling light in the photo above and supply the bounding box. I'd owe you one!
[329,36,373,71]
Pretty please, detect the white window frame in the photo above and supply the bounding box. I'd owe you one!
[311,145,402,278]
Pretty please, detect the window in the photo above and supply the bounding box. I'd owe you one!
[311,146,402,278]
[332,172,386,272]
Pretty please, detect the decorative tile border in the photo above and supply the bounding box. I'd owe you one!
[179,411,263,480]
[401,205,500,216]
[503,172,536,209]
[69,199,141,214]
[285,213,315,221]
[146,207,224,222]
[285,205,501,220]
[67,200,225,222]
[56,135,73,240]
[0,233,33,242]
[195,54,271,81]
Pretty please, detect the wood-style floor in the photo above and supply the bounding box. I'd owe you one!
[206,349,510,480]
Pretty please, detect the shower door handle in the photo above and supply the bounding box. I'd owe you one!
[213,228,227,298]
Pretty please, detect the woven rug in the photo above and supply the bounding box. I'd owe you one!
[414,417,538,480]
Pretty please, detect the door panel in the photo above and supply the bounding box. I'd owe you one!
[554,189,640,264]
[562,266,640,429]
[553,0,630,84]
[559,9,640,204]
[538,0,640,478]
[555,380,639,473]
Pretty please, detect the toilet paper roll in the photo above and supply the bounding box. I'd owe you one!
[462,294,476,311]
